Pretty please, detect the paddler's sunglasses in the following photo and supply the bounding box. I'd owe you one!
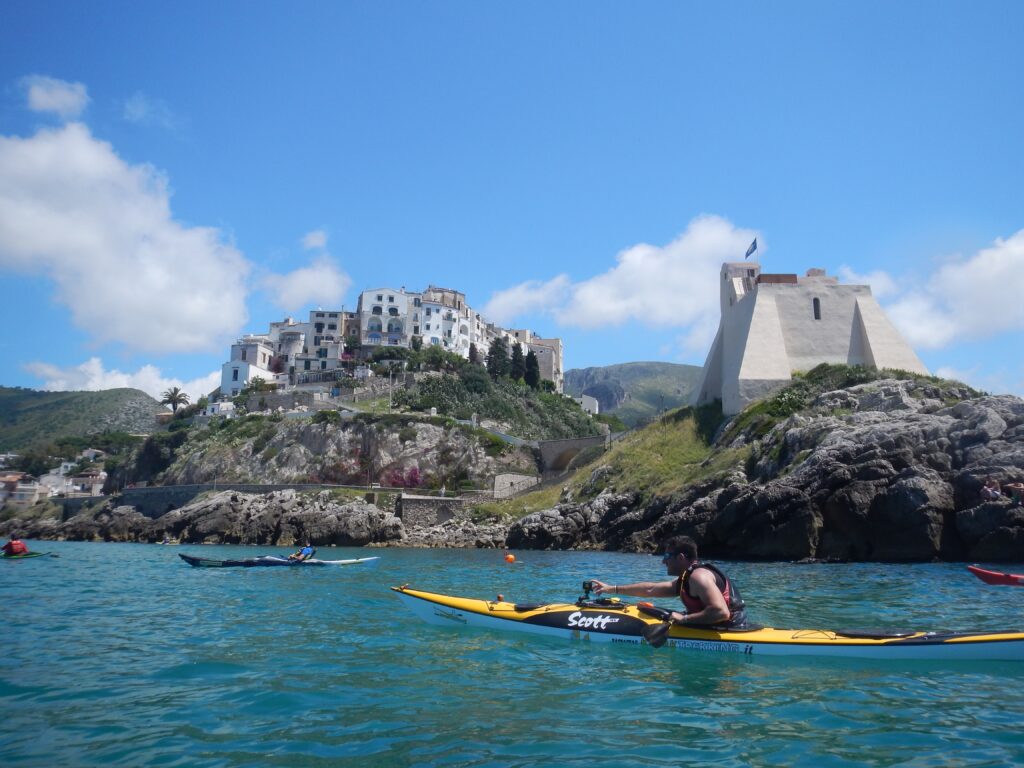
[660,552,678,563]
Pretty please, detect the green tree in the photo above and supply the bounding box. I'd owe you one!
[510,342,526,381]
[160,386,190,412]
[486,338,510,380]
[410,335,423,351]
[459,363,492,395]
[468,342,479,365]
[524,350,541,389]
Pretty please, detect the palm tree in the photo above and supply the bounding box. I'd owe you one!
[160,386,190,412]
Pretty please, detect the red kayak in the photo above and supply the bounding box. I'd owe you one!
[968,565,1024,586]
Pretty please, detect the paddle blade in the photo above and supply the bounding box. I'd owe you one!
[643,622,670,648]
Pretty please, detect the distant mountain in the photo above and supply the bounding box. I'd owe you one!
[564,362,703,427]
[0,387,165,451]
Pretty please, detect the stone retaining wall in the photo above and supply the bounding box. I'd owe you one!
[397,494,467,527]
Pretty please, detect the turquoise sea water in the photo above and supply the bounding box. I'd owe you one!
[2,542,1024,767]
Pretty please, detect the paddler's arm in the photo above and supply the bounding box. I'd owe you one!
[591,579,676,598]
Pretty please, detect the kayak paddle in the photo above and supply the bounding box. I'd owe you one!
[637,602,675,648]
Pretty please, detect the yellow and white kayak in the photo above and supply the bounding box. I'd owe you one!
[391,586,1024,662]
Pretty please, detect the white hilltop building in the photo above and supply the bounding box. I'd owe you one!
[354,285,563,391]
[692,262,929,415]
[219,285,564,398]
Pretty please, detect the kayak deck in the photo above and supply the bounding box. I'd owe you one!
[1,552,48,560]
[392,585,1024,661]
[179,553,379,568]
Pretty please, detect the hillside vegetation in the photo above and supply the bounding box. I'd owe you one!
[564,361,703,427]
[0,387,164,451]
[477,364,978,520]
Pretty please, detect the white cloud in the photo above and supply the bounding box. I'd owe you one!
[122,92,181,131]
[22,75,89,118]
[837,265,898,299]
[0,122,251,353]
[885,230,1024,349]
[263,255,351,313]
[481,275,571,326]
[24,357,221,405]
[483,215,758,353]
[302,229,328,250]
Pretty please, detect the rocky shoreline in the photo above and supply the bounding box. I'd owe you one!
[4,379,1024,562]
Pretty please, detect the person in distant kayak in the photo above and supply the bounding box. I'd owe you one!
[288,541,316,561]
[2,537,29,557]
[590,535,747,629]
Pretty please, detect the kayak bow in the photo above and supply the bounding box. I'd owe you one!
[392,585,1024,661]
[1,552,49,560]
[179,553,379,568]
[968,565,1024,586]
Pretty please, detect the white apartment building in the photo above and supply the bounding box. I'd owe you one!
[355,285,565,391]
[220,284,566,397]
[220,309,359,397]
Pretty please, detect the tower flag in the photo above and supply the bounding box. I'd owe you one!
[744,238,757,259]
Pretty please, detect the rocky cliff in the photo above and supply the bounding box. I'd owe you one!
[7,373,1024,562]
[158,416,535,488]
[508,378,1024,562]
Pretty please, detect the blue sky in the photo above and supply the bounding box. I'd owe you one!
[1,2,1022,402]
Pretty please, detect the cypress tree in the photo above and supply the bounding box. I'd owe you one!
[486,338,510,380]
[510,342,526,381]
[524,350,541,389]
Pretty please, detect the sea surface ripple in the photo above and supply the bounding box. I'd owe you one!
[2,542,1023,766]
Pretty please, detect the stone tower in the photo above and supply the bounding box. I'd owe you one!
[692,262,928,415]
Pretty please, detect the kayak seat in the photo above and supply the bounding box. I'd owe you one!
[513,604,545,612]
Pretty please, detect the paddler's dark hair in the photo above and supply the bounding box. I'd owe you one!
[662,535,698,561]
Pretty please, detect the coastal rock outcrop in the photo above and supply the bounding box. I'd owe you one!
[509,381,1024,561]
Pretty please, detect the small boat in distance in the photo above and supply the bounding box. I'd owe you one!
[179,553,379,568]
[968,565,1024,586]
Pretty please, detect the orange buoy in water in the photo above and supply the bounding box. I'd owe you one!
[504,553,515,563]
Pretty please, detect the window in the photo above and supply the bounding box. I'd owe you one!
[425,307,432,316]
[388,307,399,316]
[241,350,247,361]
[414,298,421,307]
[377,294,383,301]
[425,323,431,330]
[372,306,383,315]
[813,298,821,320]
[413,325,420,334]
[232,369,239,381]
[316,312,324,318]
[315,323,324,332]
[304,360,311,370]
[431,337,440,346]
[388,295,394,302]
[328,323,337,330]
[321,361,327,370]
[329,313,337,318]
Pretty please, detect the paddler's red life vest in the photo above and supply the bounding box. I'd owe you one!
[676,562,746,625]
[3,539,28,556]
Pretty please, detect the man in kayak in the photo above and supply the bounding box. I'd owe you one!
[2,536,30,557]
[591,535,747,628]
[288,541,316,562]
